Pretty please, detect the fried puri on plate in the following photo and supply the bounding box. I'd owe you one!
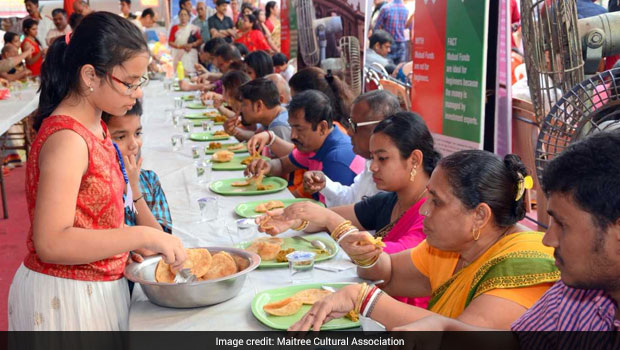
[254,200,285,213]
[212,150,234,162]
[263,297,303,316]
[291,289,333,305]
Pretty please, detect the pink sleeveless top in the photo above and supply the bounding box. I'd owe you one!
[24,115,128,281]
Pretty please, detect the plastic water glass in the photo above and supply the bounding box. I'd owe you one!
[171,134,183,151]
[163,78,173,92]
[198,196,218,222]
[236,218,258,244]
[201,119,214,132]
[195,159,212,183]
[191,145,202,160]
[287,251,316,283]
[174,97,183,109]
[172,110,182,128]
[182,121,193,138]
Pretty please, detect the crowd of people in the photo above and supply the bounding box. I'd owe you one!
[2,0,619,341]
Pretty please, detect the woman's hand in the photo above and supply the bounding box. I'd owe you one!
[247,131,270,154]
[255,209,299,235]
[303,171,326,194]
[289,284,361,331]
[280,201,338,228]
[338,231,383,262]
[123,154,142,193]
[194,63,207,75]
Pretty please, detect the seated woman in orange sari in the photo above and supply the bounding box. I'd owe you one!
[258,113,442,308]
[235,14,273,54]
[287,150,560,331]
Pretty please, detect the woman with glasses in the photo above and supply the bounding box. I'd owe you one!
[256,112,441,307]
[8,12,186,331]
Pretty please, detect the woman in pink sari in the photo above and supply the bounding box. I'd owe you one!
[257,112,441,308]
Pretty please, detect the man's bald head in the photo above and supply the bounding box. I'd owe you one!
[266,73,291,104]
[1,44,18,59]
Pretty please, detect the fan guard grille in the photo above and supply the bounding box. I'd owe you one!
[536,68,620,183]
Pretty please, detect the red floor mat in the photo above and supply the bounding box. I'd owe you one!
[0,166,29,331]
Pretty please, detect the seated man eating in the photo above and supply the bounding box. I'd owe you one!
[246,90,364,203]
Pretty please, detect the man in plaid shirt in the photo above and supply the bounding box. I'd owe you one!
[374,0,409,65]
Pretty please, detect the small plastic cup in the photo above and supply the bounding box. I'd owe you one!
[287,251,316,283]
[195,159,212,183]
[172,110,182,128]
[191,145,202,160]
[197,196,218,222]
[182,121,193,136]
[236,218,258,244]
[171,134,183,151]
[174,97,183,109]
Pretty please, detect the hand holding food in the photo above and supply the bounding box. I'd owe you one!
[303,171,326,194]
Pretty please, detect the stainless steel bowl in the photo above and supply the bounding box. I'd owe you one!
[124,247,260,308]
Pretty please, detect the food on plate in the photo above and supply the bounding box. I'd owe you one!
[345,310,359,322]
[202,111,218,117]
[232,254,250,271]
[257,216,275,231]
[231,179,251,187]
[254,200,285,213]
[155,248,213,283]
[212,150,234,162]
[275,248,296,262]
[213,115,226,123]
[208,142,222,150]
[185,95,195,100]
[200,251,238,280]
[240,152,262,165]
[262,288,333,317]
[213,130,230,137]
[263,298,303,316]
[227,143,245,151]
[245,237,283,260]
[256,184,274,191]
[291,289,333,305]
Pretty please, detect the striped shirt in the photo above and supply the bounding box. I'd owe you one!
[512,281,620,348]
[373,0,409,42]
[125,169,172,234]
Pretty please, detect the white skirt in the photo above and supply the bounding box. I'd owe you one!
[8,264,130,331]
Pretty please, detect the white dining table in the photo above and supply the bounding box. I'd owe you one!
[128,81,363,331]
[0,85,39,136]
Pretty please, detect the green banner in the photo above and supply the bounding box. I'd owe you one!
[442,0,489,144]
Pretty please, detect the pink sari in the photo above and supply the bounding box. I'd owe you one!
[376,198,429,308]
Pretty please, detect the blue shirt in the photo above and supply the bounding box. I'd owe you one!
[374,0,409,42]
[289,127,365,203]
[125,169,172,234]
[576,0,607,19]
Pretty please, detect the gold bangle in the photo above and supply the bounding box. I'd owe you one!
[330,220,353,240]
[354,283,368,315]
[291,219,309,231]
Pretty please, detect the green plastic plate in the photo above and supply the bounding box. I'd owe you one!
[181,95,198,102]
[189,132,231,142]
[234,198,324,218]
[251,282,359,330]
[209,176,288,196]
[184,111,221,119]
[211,155,269,171]
[204,143,248,154]
[192,120,224,127]
[186,103,207,109]
[238,233,337,268]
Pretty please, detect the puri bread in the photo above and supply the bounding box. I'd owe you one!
[155,259,176,283]
[291,289,332,305]
[212,150,234,162]
[263,297,303,316]
[255,200,285,213]
[201,251,238,280]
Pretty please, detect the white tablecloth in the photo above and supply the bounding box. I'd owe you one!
[0,86,39,135]
[129,81,361,331]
